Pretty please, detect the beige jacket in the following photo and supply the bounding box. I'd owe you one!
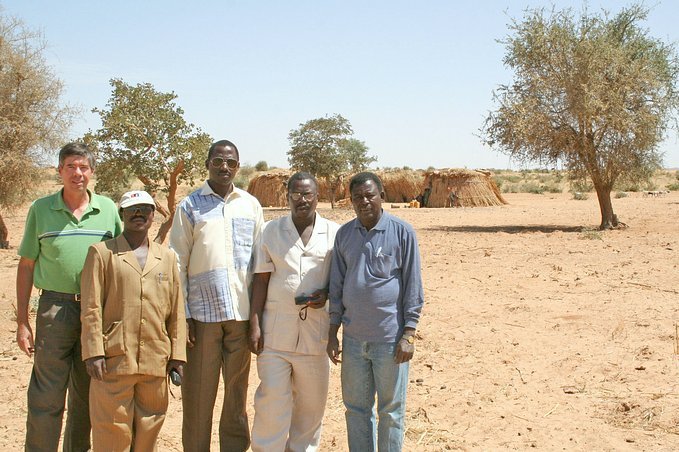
[81,235,186,377]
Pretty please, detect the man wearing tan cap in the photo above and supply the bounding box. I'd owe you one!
[81,190,186,450]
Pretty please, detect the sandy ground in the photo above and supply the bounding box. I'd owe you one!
[1,189,679,451]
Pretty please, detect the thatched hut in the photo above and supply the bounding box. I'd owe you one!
[422,169,507,208]
[247,170,290,207]
[376,170,425,203]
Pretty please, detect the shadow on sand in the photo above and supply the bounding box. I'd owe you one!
[424,224,588,234]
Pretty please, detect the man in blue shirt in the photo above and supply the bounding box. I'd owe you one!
[327,172,424,451]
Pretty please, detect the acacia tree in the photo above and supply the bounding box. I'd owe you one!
[0,13,74,247]
[287,114,375,207]
[86,79,211,243]
[482,4,679,229]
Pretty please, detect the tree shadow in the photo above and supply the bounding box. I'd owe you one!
[424,224,587,234]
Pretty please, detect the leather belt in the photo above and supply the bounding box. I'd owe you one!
[41,290,81,302]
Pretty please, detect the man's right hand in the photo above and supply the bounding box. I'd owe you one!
[327,334,342,364]
[248,321,263,355]
[85,356,107,380]
[186,319,196,348]
[16,321,34,357]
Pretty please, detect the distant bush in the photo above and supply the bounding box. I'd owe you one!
[667,182,679,191]
[614,191,628,198]
[572,192,589,200]
[255,160,268,172]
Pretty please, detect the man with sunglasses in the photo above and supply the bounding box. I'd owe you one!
[170,139,264,451]
[249,172,340,451]
[80,190,186,450]
[16,142,122,451]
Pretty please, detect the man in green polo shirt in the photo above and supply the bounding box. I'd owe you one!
[16,142,122,452]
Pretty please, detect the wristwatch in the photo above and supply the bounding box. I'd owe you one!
[401,335,415,345]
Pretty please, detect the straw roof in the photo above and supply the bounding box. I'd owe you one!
[247,170,290,207]
[422,169,507,208]
[375,170,425,203]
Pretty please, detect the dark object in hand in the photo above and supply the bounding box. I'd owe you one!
[294,295,313,305]
[169,369,182,386]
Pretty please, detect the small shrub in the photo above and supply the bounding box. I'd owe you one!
[543,183,562,193]
[255,160,268,172]
[572,192,589,200]
[666,182,679,191]
[614,191,628,198]
[524,182,545,194]
[580,228,602,240]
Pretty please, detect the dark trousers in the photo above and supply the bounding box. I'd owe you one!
[25,292,91,452]
[182,320,251,452]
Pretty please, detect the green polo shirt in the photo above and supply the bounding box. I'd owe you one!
[18,189,122,294]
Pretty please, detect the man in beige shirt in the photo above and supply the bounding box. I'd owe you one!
[249,172,340,451]
[81,190,186,450]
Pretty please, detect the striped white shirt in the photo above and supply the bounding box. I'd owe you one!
[170,182,264,322]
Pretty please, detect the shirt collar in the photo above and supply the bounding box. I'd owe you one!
[51,189,99,213]
[200,180,245,200]
[353,210,388,231]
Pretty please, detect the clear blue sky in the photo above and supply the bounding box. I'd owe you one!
[3,1,678,169]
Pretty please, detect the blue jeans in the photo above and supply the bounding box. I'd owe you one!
[341,335,409,452]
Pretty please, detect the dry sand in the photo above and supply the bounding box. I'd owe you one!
[1,189,679,450]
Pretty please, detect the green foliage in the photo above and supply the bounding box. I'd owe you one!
[254,160,268,172]
[482,3,679,228]
[86,79,212,242]
[287,114,376,205]
[666,182,679,191]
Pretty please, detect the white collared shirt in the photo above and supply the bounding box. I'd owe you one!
[254,213,339,355]
[170,181,264,322]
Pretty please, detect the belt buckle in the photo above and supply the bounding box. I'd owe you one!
[74,293,81,302]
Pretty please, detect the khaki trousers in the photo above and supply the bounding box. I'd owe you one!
[26,294,91,452]
[182,320,250,452]
[251,349,329,452]
[90,374,168,452]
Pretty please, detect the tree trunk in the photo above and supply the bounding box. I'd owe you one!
[0,212,9,249]
[153,160,184,244]
[326,176,336,209]
[594,185,619,230]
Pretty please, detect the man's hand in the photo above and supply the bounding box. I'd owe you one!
[248,321,263,355]
[395,331,416,364]
[166,359,184,377]
[186,319,196,348]
[327,335,341,364]
[16,321,35,357]
[85,356,107,380]
[307,289,328,310]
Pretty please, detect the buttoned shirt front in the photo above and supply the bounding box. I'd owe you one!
[80,235,187,378]
[170,181,264,322]
[329,211,424,342]
[254,214,339,355]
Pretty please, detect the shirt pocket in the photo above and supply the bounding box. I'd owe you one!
[367,253,396,279]
[103,321,126,357]
[232,218,255,270]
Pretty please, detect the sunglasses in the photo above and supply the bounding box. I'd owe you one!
[122,205,154,215]
[210,157,239,169]
[290,192,316,202]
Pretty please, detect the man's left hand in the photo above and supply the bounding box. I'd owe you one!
[394,335,415,363]
[167,359,184,377]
